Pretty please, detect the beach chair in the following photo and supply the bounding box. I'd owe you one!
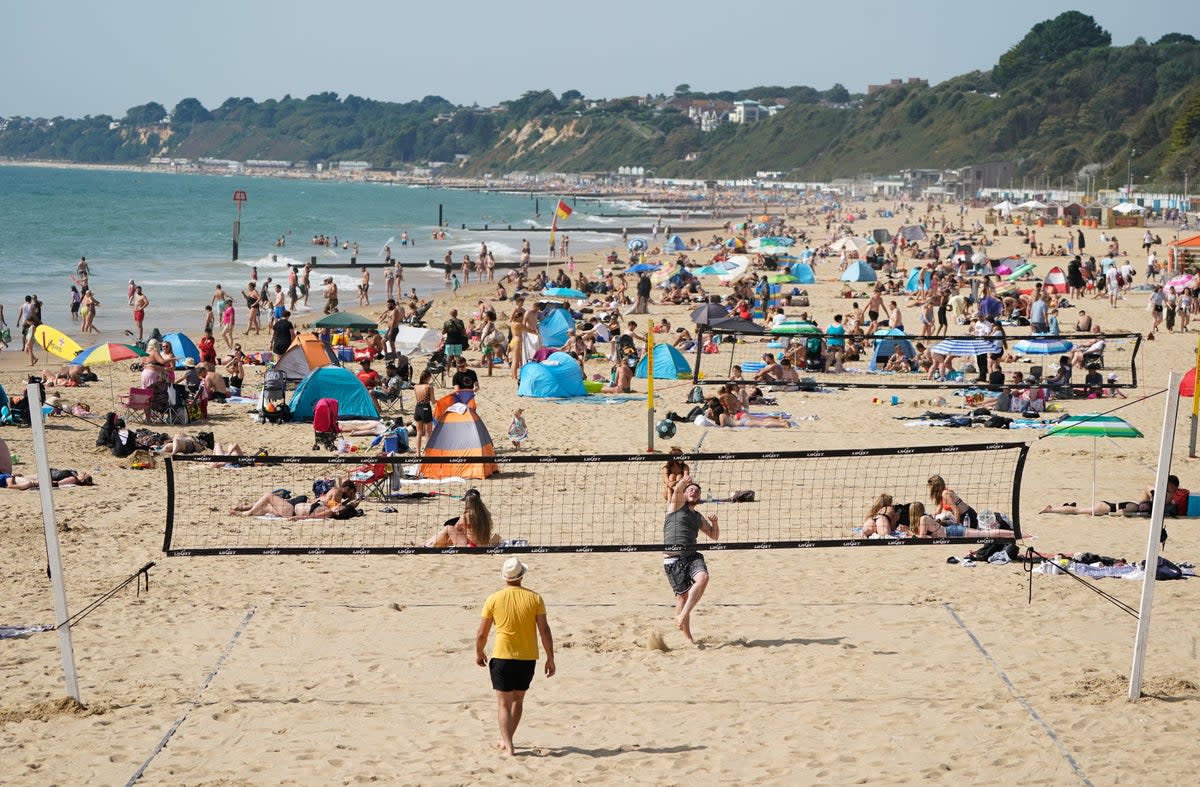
[350,462,390,501]
[312,397,340,451]
[119,387,165,424]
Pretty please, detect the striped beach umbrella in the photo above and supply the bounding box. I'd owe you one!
[1044,413,1143,515]
[71,342,147,365]
[1013,338,1074,355]
[931,337,1001,357]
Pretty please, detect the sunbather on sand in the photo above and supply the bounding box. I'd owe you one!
[230,480,357,519]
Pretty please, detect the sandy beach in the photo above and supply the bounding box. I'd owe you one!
[2,199,1199,785]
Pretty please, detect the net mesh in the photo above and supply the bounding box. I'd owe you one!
[164,442,1027,555]
[689,330,1140,390]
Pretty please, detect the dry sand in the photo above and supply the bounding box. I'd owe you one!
[2,201,1199,785]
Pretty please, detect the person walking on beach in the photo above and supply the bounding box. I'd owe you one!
[475,557,555,757]
[663,473,719,645]
[359,266,370,306]
[243,282,262,335]
[220,300,236,350]
[75,257,90,290]
[322,277,339,314]
[130,285,150,343]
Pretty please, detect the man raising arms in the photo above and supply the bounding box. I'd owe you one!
[476,558,555,756]
[663,473,719,645]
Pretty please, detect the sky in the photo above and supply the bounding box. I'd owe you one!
[3,1,1197,119]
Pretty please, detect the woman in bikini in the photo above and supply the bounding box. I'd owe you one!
[423,488,495,547]
[927,474,978,527]
[230,480,357,519]
[508,303,526,379]
[412,369,435,456]
[661,447,689,501]
[861,493,897,538]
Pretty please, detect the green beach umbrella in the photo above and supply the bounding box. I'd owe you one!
[314,312,379,330]
[1044,413,1143,515]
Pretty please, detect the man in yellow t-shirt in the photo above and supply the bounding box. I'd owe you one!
[476,557,555,756]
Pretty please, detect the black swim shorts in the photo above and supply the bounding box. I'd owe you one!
[489,658,536,692]
[663,553,708,596]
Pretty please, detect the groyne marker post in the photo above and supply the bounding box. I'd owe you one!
[232,190,248,261]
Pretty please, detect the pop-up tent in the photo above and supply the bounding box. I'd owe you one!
[635,344,691,379]
[1043,266,1068,293]
[289,366,379,420]
[162,332,200,368]
[538,307,575,349]
[518,352,586,398]
[665,234,687,251]
[869,328,915,370]
[276,333,339,382]
[840,260,877,283]
[421,394,497,479]
[904,267,931,292]
[789,262,815,284]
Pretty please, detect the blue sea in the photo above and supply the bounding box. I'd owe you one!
[0,165,634,337]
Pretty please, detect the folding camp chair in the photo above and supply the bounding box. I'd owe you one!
[119,387,166,424]
[350,462,390,501]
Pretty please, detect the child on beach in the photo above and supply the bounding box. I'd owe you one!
[451,274,461,293]
[508,408,528,449]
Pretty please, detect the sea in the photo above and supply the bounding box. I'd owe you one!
[0,165,641,338]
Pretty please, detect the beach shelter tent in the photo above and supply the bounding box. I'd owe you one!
[518,352,586,398]
[393,326,442,356]
[1043,266,1069,294]
[635,344,692,379]
[904,267,931,292]
[871,229,891,244]
[162,332,200,368]
[899,225,928,242]
[840,260,877,283]
[420,395,498,479]
[829,237,864,253]
[275,333,339,382]
[717,255,751,283]
[665,234,687,251]
[538,308,575,349]
[289,366,379,420]
[789,263,815,284]
[869,329,915,370]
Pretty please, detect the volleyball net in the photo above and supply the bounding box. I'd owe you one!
[689,330,1141,390]
[163,442,1027,556]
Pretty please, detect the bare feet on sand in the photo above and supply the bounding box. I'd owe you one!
[675,613,694,645]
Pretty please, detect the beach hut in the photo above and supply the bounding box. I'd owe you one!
[789,263,815,284]
[518,352,586,398]
[289,366,378,420]
[420,395,497,480]
[664,234,687,251]
[840,260,876,283]
[538,307,575,349]
[635,344,692,379]
[162,332,200,368]
[1043,266,1068,294]
[275,333,339,382]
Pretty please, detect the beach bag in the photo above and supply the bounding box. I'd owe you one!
[687,385,705,404]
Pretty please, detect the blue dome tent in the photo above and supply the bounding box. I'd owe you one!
[518,352,586,398]
[635,344,691,379]
[289,366,379,420]
[868,329,915,371]
[788,263,815,284]
[162,332,200,368]
[538,308,575,349]
[840,260,877,283]
[904,267,931,292]
[664,234,687,251]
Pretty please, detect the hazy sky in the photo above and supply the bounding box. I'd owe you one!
[3,1,1196,118]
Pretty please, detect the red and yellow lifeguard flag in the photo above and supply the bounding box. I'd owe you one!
[549,199,572,248]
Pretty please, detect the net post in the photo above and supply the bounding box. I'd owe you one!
[1129,372,1183,700]
[27,382,81,702]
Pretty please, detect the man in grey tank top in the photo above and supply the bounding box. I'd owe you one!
[663,474,720,645]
